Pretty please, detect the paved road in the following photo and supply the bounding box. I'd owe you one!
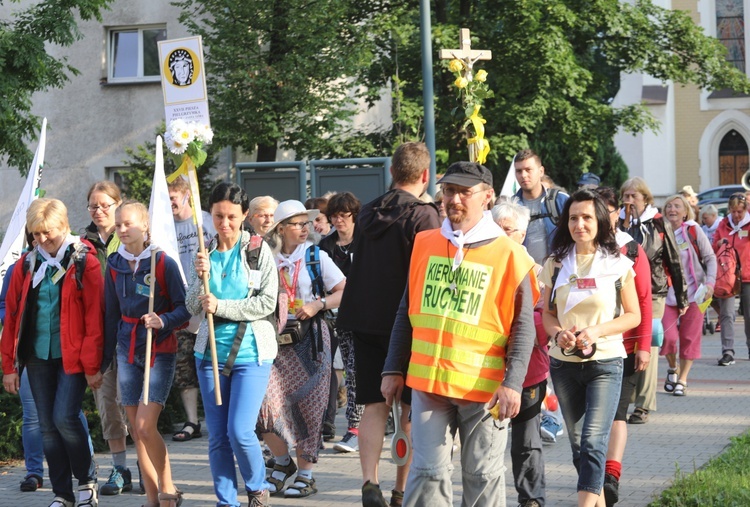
[2,327,749,506]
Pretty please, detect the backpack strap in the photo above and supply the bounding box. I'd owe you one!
[546,188,560,226]
[548,263,561,311]
[305,245,326,298]
[687,224,707,272]
[223,235,277,376]
[529,188,561,225]
[305,245,326,358]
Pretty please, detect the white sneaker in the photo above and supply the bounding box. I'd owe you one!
[333,431,359,453]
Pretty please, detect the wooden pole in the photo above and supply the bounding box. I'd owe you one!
[142,248,157,405]
[196,219,222,405]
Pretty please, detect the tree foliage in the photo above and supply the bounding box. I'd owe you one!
[121,124,218,209]
[174,0,750,188]
[173,0,392,161]
[0,0,112,173]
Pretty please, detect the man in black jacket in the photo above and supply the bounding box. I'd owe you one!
[337,142,440,507]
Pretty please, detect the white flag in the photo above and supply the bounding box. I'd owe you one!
[0,118,47,287]
[149,136,186,284]
[500,155,518,197]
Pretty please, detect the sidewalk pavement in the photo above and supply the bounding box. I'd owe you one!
[2,326,749,506]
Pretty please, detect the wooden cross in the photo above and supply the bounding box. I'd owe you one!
[438,28,492,72]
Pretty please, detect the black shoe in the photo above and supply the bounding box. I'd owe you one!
[603,473,619,506]
[322,421,336,442]
[20,474,42,492]
[362,481,389,507]
[718,353,735,366]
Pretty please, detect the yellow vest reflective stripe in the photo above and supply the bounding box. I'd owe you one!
[406,229,535,402]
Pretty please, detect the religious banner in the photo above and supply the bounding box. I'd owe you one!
[158,36,210,126]
[0,118,47,286]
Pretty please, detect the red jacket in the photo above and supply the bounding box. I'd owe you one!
[622,242,652,354]
[713,216,750,283]
[523,307,550,389]
[1,243,104,376]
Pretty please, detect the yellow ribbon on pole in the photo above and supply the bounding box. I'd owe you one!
[467,105,490,164]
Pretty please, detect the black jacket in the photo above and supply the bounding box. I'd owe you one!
[336,189,440,335]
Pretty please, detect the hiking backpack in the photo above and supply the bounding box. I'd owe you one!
[713,240,741,299]
[529,188,562,226]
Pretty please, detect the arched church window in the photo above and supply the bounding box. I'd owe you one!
[717,0,746,72]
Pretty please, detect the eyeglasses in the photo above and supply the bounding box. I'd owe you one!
[442,186,484,199]
[729,193,747,203]
[608,208,619,215]
[285,220,312,230]
[330,212,353,221]
[253,213,274,220]
[87,202,116,213]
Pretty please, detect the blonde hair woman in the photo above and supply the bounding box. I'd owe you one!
[103,201,190,507]
[661,194,717,396]
[2,198,104,507]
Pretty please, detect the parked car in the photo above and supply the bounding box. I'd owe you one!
[697,185,745,205]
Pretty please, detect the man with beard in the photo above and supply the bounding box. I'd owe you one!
[337,142,440,507]
[167,176,215,442]
[382,162,537,507]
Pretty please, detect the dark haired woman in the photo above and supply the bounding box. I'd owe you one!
[187,182,279,506]
[541,189,640,507]
[319,192,364,453]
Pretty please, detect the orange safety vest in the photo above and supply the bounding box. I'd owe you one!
[406,229,537,402]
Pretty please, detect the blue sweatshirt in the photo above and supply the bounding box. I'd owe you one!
[103,250,190,369]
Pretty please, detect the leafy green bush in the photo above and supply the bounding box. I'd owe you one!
[0,386,189,461]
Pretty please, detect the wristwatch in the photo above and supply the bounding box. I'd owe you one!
[320,297,327,310]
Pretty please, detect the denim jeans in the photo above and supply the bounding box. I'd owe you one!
[404,390,509,507]
[118,351,176,406]
[549,357,622,495]
[197,358,272,506]
[20,368,44,478]
[25,357,96,502]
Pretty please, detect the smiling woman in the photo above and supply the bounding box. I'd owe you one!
[2,198,104,507]
[542,189,640,507]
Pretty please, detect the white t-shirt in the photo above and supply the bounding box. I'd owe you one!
[174,211,216,275]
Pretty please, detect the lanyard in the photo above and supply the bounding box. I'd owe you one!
[279,259,303,311]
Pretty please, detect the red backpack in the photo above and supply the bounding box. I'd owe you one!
[714,240,742,298]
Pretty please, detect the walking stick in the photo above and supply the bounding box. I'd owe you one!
[196,218,222,405]
[143,248,157,405]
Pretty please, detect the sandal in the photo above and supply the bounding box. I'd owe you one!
[158,490,183,507]
[172,422,202,442]
[77,484,98,507]
[628,407,649,424]
[283,475,318,498]
[268,458,297,496]
[673,381,687,396]
[49,497,75,507]
[664,368,678,393]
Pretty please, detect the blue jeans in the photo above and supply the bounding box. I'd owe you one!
[25,357,96,502]
[197,358,272,506]
[549,357,622,495]
[118,351,176,406]
[20,368,44,478]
